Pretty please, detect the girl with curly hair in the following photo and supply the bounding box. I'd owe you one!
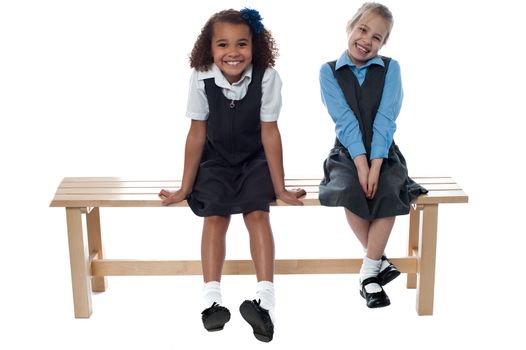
[160,8,304,342]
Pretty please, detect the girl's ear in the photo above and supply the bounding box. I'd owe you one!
[346,20,354,33]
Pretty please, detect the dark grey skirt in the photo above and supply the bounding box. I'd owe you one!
[319,143,427,220]
[187,156,275,217]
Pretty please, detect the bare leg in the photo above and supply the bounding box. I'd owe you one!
[243,210,274,282]
[344,208,370,249]
[201,215,230,282]
[366,217,396,260]
[345,209,396,259]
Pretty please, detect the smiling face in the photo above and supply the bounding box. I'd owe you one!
[211,22,253,84]
[346,12,389,67]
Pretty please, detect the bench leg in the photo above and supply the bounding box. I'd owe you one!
[66,207,92,318]
[416,204,438,316]
[407,205,420,289]
[86,207,107,292]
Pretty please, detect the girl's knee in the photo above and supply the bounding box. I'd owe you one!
[203,215,231,231]
[243,210,269,223]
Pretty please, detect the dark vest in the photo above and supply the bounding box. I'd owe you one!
[203,68,264,166]
[328,56,391,158]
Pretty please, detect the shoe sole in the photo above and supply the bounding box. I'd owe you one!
[239,301,273,342]
[203,308,230,332]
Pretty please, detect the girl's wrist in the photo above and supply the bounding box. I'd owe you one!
[353,154,369,171]
[370,158,383,169]
[274,187,287,197]
[178,186,192,197]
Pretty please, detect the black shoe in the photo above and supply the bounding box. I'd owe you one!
[360,277,391,308]
[239,299,274,342]
[201,302,231,332]
[377,255,401,286]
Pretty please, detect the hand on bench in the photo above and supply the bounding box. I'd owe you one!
[159,189,188,206]
[158,187,307,206]
[276,188,306,206]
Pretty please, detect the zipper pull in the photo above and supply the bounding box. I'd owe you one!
[230,100,235,108]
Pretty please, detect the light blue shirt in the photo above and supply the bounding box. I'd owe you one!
[319,51,403,159]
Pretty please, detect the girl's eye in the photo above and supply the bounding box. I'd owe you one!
[359,27,367,33]
[218,43,227,48]
[238,42,247,47]
[373,36,382,41]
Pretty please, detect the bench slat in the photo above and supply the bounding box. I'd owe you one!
[55,186,322,195]
[51,177,467,207]
[50,190,467,207]
[60,178,321,187]
[413,190,468,204]
[59,177,457,188]
[59,181,182,188]
[55,183,460,195]
[51,193,323,207]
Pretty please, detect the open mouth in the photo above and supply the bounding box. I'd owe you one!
[355,43,370,55]
[224,60,242,66]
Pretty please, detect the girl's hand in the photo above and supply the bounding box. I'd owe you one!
[366,158,383,199]
[276,188,306,206]
[353,155,370,196]
[159,189,188,206]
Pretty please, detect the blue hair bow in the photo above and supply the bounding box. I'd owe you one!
[240,7,264,34]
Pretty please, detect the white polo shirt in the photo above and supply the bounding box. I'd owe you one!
[185,63,282,122]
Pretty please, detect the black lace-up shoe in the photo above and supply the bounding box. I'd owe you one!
[377,255,401,286]
[360,277,391,308]
[239,299,274,342]
[201,302,231,332]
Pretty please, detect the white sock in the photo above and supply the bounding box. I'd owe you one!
[256,281,275,324]
[380,256,391,272]
[202,281,222,310]
[360,257,382,293]
[364,249,390,273]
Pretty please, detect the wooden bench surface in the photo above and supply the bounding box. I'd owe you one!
[50,177,468,208]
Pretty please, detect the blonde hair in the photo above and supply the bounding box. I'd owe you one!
[346,2,393,43]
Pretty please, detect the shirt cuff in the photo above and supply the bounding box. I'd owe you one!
[370,145,388,160]
[186,112,208,120]
[260,114,279,122]
[348,142,367,159]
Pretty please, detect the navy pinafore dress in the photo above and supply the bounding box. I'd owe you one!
[319,57,427,220]
[187,67,275,217]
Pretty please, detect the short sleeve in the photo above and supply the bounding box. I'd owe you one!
[260,68,282,122]
[185,70,209,120]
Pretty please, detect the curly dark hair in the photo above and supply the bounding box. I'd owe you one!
[189,9,278,71]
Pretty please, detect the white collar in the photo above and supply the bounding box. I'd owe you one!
[197,63,253,89]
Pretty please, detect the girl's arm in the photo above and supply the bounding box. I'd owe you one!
[370,59,403,160]
[160,119,207,205]
[261,121,305,205]
[367,60,403,199]
[319,63,366,159]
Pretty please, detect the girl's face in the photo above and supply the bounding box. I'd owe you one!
[211,22,253,84]
[347,13,388,67]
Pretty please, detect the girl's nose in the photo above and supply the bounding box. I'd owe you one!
[227,46,239,56]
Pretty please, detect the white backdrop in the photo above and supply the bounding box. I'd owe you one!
[1,0,524,348]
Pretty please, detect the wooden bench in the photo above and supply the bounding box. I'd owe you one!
[50,177,468,318]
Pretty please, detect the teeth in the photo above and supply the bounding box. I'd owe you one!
[225,61,240,66]
[356,43,369,54]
